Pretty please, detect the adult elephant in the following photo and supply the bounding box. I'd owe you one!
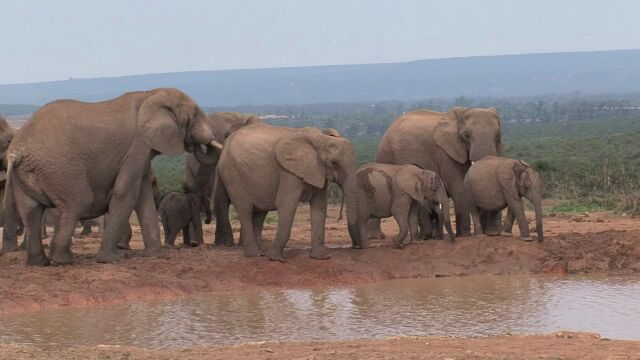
[374,107,503,237]
[4,88,224,265]
[215,124,360,261]
[183,112,262,245]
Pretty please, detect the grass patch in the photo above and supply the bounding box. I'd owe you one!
[549,197,618,214]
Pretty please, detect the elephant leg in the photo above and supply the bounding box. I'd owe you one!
[164,226,179,247]
[182,225,192,246]
[445,172,472,237]
[366,218,386,239]
[470,205,483,236]
[20,201,48,266]
[49,211,79,265]
[117,222,133,250]
[80,221,92,236]
[134,178,163,257]
[309,188,330,260]
[501,208,515,236]
[481,210,502,236]
[391,202,411,249]
[213,174,234,247]
[2,209,20,252]
[97,178,141,263]
[252,210,268,254]
[505,198,531,241]
[237,205,258,257]
[40,215,48,239]
[268,177,303,262]
[190,210,204,246]
[408,202,420,244]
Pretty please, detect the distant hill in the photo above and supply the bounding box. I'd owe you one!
[2,49,640,107]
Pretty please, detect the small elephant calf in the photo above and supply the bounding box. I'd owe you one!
[464,156,543,242]
[158,191,209,247]
[355,163,455,248]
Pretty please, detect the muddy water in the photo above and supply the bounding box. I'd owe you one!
[1,275,639,349]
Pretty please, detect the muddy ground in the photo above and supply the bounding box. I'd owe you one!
[1,332,638,359]
[1,205,639,315]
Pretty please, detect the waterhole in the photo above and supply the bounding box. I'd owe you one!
[1,275,638,349]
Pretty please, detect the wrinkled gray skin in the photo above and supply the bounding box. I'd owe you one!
[183,112,262,246]
[355,164,454,249]
[215,124,359,261]
[464,156,544,242]
[372,108,503,238]
[39,170,160,249]
[158,191,208,247]
[0,115,17,250]
[4,88,224,265]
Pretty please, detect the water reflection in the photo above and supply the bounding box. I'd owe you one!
[0,275,638,349]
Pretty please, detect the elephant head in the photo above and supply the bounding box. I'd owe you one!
[434,107,503,164]
[138,88,224,164]
[396,167,455,243]
[274,128,360,247]
[188,112,262,193]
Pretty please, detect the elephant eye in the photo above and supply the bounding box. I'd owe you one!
[461,131,470,141]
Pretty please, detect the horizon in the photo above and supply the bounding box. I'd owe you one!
[2,47,638,86]
[3,0,640,85]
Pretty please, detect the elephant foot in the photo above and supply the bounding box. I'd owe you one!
[521,236,534,242]
[27,253,51,266]
[50,249,74,265]
[2,241,19,252]
[500,231,514,237]
[243,245,260,258]
[267,250,285,263]
[163,243,176,249]
[214,232,234,247]
[188,241,200,247]
[95,250,122,263]
[142,247,166,258]
[116,242,132,250]
[456,231,473,238]
[310,247,331,260]
[486,230,501,236]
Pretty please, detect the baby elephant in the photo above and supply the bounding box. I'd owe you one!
[355,164,454,248]
[464,156,543,242]
[158,192,209,247]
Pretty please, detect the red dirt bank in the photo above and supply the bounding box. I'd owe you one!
[0,208,639,315]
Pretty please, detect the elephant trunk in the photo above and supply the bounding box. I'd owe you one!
[342,174,361,249]
[469,142,498,163]
[437,187,455,243]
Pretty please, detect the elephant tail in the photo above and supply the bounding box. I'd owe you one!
[3,153,23,233]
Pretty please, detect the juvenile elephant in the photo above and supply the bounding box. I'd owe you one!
[464,156,543,242]
[158,191,208,247]
[373,107,503,238]
[183,112,262,245]
[215,124,359,261]
[4,88,224,265]
[355,164,454,248]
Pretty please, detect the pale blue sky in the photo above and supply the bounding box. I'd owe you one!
[1,0,638,84]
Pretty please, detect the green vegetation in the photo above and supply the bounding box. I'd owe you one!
[151,94,640,213]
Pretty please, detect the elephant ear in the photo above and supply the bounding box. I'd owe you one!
[275,132,326,188]
[396,167,424,203]
[498,161,524,199]
[433,108,468,164]
[138,91,186,156]
[244,115,262,126]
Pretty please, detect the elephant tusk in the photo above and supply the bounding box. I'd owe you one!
[200,144,208,154]
[209,140,223,150]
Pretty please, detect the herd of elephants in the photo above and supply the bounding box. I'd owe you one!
[0,88,543,266]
